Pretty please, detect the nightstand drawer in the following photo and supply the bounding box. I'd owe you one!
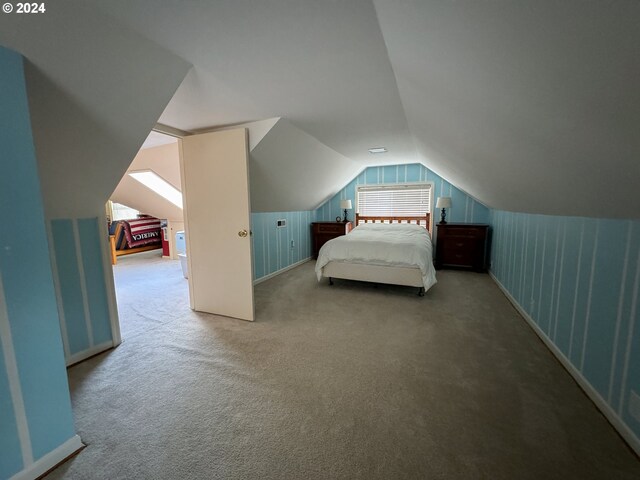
[449,227,483,236]
[442,248,474,266]
[317,224,345,234]
[445,237,475,250]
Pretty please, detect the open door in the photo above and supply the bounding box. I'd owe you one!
[180,128,254,321]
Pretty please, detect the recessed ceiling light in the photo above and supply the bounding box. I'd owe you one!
[129,170,183,209]
[368,147,387,154]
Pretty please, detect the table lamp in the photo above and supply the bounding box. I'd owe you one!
[340,199,352,222]
[436,197,452,224]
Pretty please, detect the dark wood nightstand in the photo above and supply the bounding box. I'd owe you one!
[435,223,490,272]
[311,222,353,258]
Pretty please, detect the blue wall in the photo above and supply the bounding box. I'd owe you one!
[50,217,114,362]
[251,210,317,281]
[490,210,640,442]
[0,46,78,479]
[316,164,490,225]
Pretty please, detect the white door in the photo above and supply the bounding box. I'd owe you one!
[180,128,254,321]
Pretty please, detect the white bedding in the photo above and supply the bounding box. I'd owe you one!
[315,223,437,290]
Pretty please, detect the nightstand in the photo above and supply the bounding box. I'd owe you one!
[311,222,353,258]
[435,223,490,272]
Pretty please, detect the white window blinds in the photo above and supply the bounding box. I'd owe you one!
[356,184,432,217]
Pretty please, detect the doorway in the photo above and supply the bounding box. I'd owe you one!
[108,130,187,339]
[110,126,255,343]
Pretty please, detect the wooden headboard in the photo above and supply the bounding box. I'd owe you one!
[355,213,431,233]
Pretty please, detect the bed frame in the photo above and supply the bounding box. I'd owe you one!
[354,213,431,232]
[109,235,162,265]
[323,213,432,296]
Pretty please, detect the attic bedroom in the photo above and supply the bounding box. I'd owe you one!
[1,1,639,479]
[107,131,185,265]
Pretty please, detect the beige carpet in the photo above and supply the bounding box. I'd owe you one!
[45,252,640,479]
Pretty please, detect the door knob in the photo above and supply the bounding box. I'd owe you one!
[238,229,248,238]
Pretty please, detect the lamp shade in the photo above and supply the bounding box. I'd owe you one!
[340,199,353,209]
[435,197,451,209]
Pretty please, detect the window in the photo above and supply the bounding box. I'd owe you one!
[128,170,183,209]
[110,202,140,221]
[356,183,433,224]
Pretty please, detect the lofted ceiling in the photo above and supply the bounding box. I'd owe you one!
[111,141,184,222]
[0,1,190,218]
[249,118,362,212]
[373,0,640,218]
[87,0,417,169]
[2,1,639,218]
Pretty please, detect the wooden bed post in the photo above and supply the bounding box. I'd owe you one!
[109,235,117,265]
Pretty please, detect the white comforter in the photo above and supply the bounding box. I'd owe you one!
[315,223,437,290]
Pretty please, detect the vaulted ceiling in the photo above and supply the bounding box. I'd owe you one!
[2,1,639,218]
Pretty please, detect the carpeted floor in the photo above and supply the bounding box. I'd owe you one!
[45,252,640,479]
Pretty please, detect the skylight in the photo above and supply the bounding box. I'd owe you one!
[128,170,183,209]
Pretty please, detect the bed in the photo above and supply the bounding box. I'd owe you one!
[109,216,162,265]
[315,214,437,296]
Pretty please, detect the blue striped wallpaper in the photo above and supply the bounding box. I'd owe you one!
[0,339,22,479]
[51,219,90,355]
[50,217,115,360]
[0,45,77,479]
[251,210,317,281]
[491,211,640,442]
[316,163,489,225]
[78,218,112,345]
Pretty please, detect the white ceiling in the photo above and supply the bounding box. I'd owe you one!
[249,118,362,212]
[0,1,190,218]
[112,142,184,222]
[4,0,639,218]
[86,0,418,168]
[374,0,640,218]
[141,131,178,150]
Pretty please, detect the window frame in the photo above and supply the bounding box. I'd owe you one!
[108,201,141,222]
[355,181,434,230]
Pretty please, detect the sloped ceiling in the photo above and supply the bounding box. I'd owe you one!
[373,0,640,218]
[249,119,361,212]
[111,141,184,222]
[0,1,190,218]
[85,0,419,169]
[4,1,639,218]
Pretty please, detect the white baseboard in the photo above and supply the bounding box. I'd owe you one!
[489,271,640,457]
[253,258,311,285]
[10,434,83,480]
[65,340,114,367]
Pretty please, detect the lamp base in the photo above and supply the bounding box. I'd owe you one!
[343,208,349,222]
[439,208,447,225]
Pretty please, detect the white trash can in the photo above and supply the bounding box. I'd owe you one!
[178,253,188,279]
